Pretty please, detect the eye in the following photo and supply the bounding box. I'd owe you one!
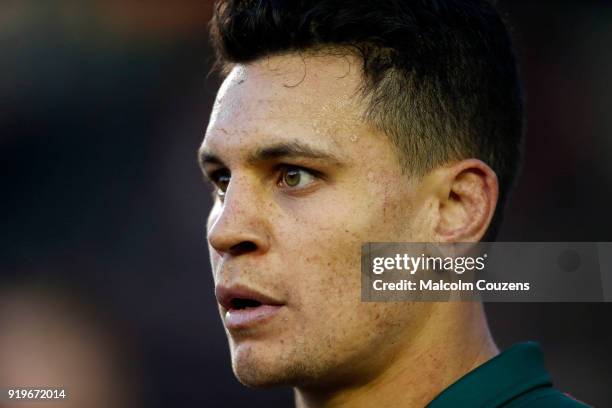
[278,166,316,189]
[209,169,230,198]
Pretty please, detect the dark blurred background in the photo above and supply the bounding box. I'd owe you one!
[1,1,611,407]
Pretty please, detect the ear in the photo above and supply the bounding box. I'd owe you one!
[432,159,499,242]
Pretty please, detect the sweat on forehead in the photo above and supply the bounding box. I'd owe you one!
[215,53,365,111]
[204,53,375,155]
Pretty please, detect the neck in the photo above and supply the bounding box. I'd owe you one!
[294,302,498,408]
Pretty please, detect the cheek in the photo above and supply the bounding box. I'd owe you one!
[277,207,369,311]
[279,183,415,311]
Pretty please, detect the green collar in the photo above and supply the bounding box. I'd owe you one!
[427,342,552,408]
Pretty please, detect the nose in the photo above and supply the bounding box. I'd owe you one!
[207,179,271,257]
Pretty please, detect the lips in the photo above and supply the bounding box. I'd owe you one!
[215,285,285,330]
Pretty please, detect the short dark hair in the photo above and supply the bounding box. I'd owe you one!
[209,0,524,240]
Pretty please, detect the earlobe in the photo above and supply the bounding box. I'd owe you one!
[434,160,498,242]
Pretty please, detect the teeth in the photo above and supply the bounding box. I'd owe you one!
[231,298,262,310]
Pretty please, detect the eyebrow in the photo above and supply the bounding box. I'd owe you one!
[198,140,344,169]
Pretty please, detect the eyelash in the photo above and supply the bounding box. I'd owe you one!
[207,165,323,199]
[207,169,230,197]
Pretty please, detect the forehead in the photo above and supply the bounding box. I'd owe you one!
[202,53,370,155]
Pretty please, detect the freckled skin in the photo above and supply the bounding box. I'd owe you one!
[201,53,497,407]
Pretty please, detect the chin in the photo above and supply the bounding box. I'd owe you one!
[230,341,312,388]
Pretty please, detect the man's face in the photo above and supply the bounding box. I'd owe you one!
[200,53,434,388]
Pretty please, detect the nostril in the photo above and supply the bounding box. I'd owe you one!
[229,241,257,256]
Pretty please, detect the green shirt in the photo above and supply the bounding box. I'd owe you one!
[427,342,590,408]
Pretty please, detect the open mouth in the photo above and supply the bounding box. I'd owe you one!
[216,284,283,311]
[216,285,285,329]
[230,297,263,310]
